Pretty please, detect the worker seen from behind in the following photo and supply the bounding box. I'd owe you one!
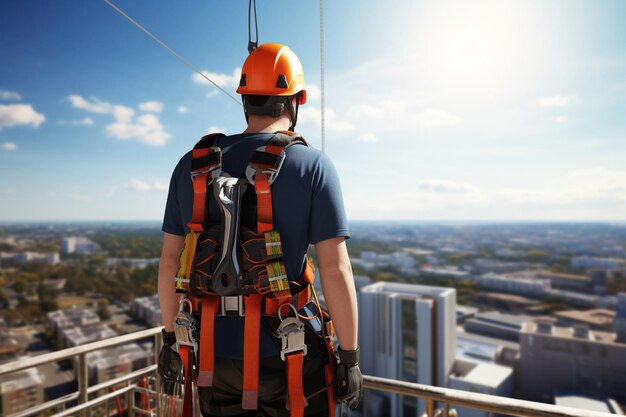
[157,43,362,417]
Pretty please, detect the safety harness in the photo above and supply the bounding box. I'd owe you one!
[173,131,336,417]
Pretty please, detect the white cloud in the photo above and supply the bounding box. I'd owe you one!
[193,68,241,88]
[415,108,460,128]
[305,84,321,102]
[0,104,45,130]
[67,95,112,113]
[538,95,577,108]
[358,132,378,143]
[2,142,17,151]
[125,178,168,192]
[58,117,94,126]
[207,126,225,134]
[106,113,170,146]
[68,95,170,146]
[349,101,406,121]
[206,90,220,98]
[298,106,355,133]
[556,116,568,123]
[416,179,477,193]
[0,91,21,101]
[139,101,164,113]
[111,105,135,123]
[348,100,458,130]
[178,106,189,114]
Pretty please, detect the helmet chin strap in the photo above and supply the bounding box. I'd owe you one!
[287,93,300,131]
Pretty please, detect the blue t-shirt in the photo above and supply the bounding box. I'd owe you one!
[162,132,349,358]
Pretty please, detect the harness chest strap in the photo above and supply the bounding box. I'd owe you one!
[189,133,224,233]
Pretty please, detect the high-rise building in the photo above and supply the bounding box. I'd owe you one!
[359,282,456,417]
[519,318,626,403]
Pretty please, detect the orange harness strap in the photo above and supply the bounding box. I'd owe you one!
[188,134,223,233]
[242,293,263,409]
[179,345,194,417]
[197,295,219,387]
[286,352,306,417]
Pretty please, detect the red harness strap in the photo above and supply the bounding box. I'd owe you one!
[246,138,310,416]
[197,295,219,387]
[188,134,223,233]
[286,352,306,417]
[179,345,194,417]
[242,293,263,409]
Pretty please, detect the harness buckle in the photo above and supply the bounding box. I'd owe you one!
[220,295,245,317]
[173,308,198,354]
[275,315,307,361]
[245,148,286,186]
[190,146,222,180]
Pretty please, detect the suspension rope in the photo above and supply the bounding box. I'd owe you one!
[102,0,242,106]
[319,0,326,153]
[248,0,259,53]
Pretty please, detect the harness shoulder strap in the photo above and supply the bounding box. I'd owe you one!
[188,133,225,232]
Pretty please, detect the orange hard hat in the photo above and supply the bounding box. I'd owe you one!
[237,43,307,105]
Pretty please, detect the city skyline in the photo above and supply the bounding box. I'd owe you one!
[1,1,626,221]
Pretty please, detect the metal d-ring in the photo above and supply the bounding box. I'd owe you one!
[278,303,299,322]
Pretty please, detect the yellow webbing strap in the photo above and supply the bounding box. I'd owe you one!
[176,231,199,291]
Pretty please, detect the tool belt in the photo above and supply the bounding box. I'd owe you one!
[173,131,336,417]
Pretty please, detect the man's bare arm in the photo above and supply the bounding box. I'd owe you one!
[158,232,185,332]
[315,237,358,350]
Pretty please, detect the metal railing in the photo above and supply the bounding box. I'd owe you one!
[0,327,621,417]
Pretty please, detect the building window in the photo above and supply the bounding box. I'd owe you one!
[401,300,418,382]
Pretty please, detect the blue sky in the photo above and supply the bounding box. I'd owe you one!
[1,0,625,222]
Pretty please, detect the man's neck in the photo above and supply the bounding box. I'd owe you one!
[242,116,291,134]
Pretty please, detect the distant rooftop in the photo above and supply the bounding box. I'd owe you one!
[522,322,620,345]
[450,359,513,389]
[556,309,615,327]
[554,391,624,415]
[362,281,455,298]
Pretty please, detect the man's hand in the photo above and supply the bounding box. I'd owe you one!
[158,330,184,395]
[334,346,363,410]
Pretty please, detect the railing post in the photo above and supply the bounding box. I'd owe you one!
[155,330,163,417]
[426,398,435,417]
[128,379,136,417]
[77,353,88,417]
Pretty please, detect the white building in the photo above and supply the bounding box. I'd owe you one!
[86,343,151,385]
[360,251,417,271]
[360,282,456,417]
[570,256,626,272]
[61,237,98,255]
[449,360,514,417]
[0,251,60,265]
[0,367,44,416]
[132,294,163,327]
[474,273,550,297]
[61,323,117,348]
[47,307,100,338]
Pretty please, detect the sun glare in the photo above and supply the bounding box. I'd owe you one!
[409,2,546,98]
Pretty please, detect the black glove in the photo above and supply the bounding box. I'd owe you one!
[334,346,363,410]
[158,330,184,395]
